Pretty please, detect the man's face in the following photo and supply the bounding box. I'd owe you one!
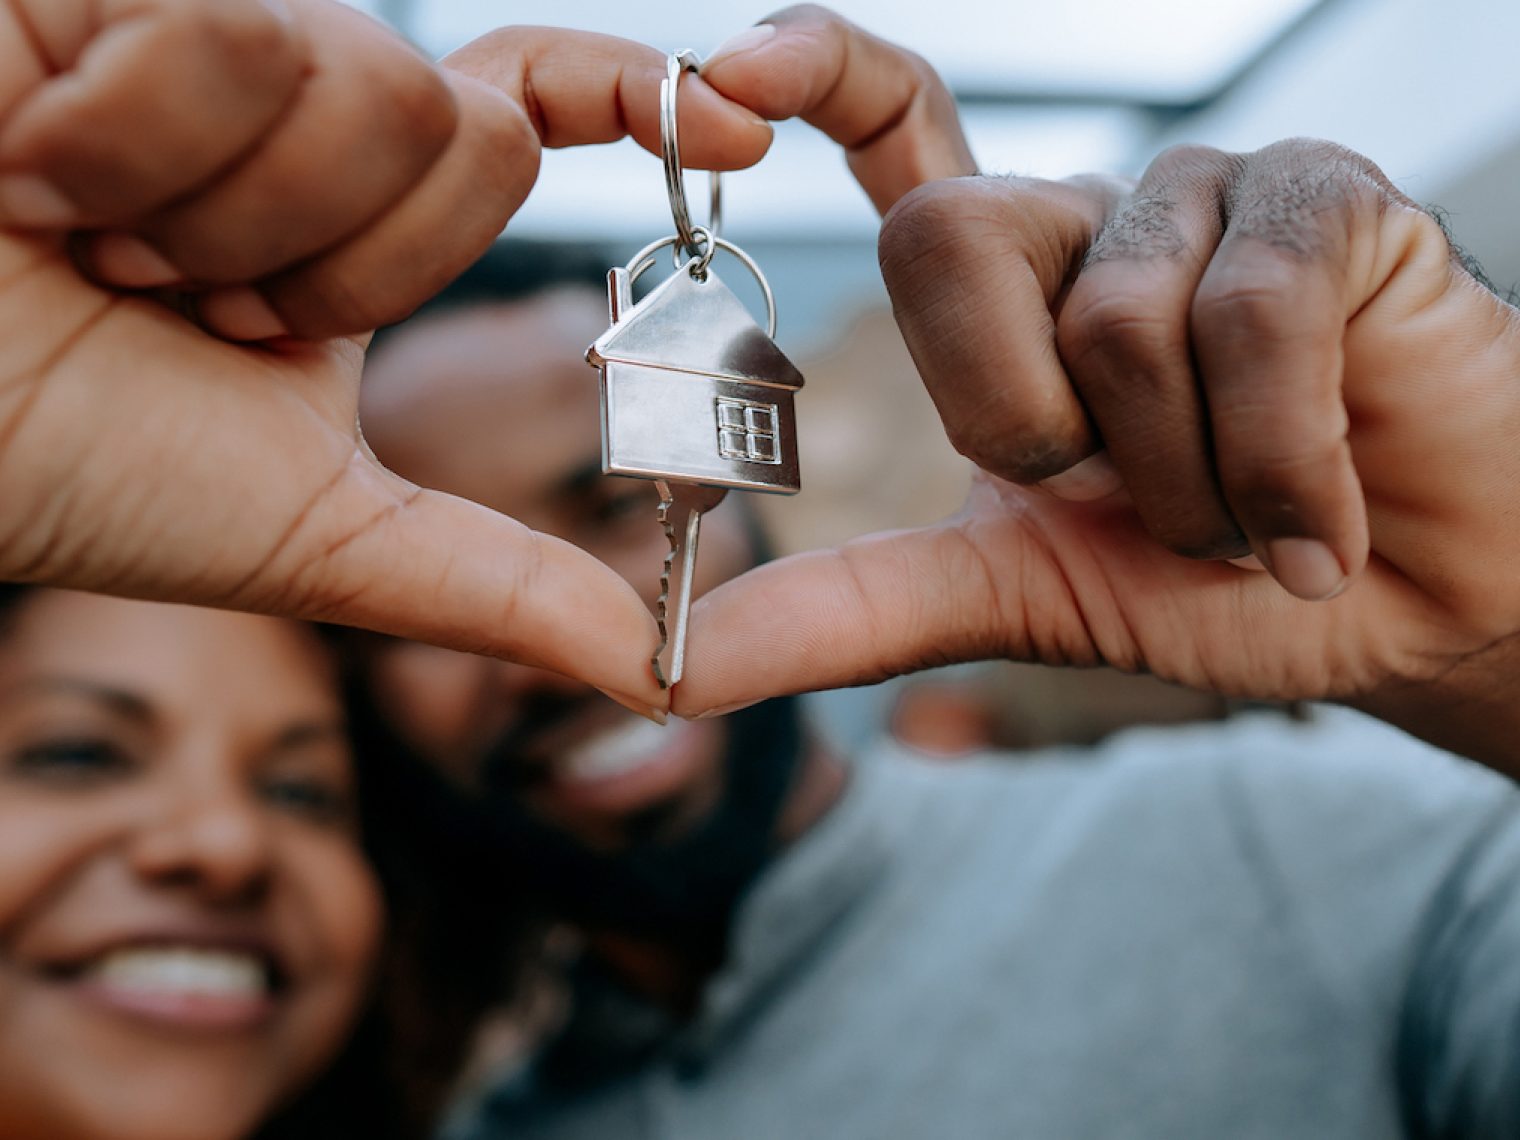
[359,289,759,852]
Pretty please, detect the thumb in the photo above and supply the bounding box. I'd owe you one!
[670,516,1014,717]
[291,475,666,716]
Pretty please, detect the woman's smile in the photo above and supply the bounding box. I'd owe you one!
[0,591,382,1140]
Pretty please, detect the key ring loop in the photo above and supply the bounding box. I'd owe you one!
[625,232,778,339]
[661,49,722,261]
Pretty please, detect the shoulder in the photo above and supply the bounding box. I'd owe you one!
[854,706,1520,892]
[854,709,1520,1001]
[941,704,1512,827]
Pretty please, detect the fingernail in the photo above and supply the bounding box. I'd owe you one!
[1266,538,1346,601]
[1227,554,1267,572]
[90,233,181,287]
[198,287,289,341]
[705,23,777,68]
[596,687,669,726]
[1038,451,1124,502]
[692,698,762,720]
[0,175,75,228]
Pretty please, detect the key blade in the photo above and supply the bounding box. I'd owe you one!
[653,481,728,689]
[662,505,703,688]
[653,480,678,689]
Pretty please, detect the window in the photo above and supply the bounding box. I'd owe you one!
[716,398,781,464]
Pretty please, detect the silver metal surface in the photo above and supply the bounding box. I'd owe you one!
[597,363,800,492]
[588,252,803,494]
[661,50,722,260]
[652,479,728,689]
[622,233,778,339]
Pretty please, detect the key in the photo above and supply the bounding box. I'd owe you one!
[654,479,728,688]
[585,54,806,692]
[587,242,806,693]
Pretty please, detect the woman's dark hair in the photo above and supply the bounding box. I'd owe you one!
[258,662,524,1140]
[0,586,519,1140]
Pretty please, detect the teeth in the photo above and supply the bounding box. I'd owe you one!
[555,717,686,783]
[86,947,268,999]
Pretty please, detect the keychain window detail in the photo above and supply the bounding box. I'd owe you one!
[717,398,782,464]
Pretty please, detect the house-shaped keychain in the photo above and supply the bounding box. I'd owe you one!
[586,259,804,495]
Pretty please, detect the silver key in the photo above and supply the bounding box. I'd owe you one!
[654,479,728,688]
[584,51,804,691]
[587,239,806,691]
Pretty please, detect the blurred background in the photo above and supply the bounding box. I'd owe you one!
[354,0,1519,757]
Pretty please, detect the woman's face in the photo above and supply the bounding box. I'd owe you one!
[0,592,383,1140]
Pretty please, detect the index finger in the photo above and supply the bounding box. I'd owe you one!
[227,26,779,339]
[444,26,775,168]
[700,4,977,214]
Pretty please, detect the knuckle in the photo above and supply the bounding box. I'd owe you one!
[173,0,303,70]
[456,79,538,201]
[880,175,1035,284]
[1255,136,1386,185]
[1191,260,1302,334]
[1085,192,1186,265]
[1057,289,1173,375]
[377,59,460,158]
[940,391,1085,484]
[898,46,941,86]
[1144,142,1241,186]
[879,177,984,283]
[1407,205,1458,256]
[762,4,839,29]
[1231,138,1396,245]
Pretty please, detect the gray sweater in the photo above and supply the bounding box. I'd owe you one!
[448,709,1520,1139]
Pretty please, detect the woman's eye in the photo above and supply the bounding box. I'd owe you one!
[259,776,355,828]
[9,738,134,783]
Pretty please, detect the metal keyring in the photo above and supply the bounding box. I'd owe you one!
[625,232,778,339]
[661,49,722,261]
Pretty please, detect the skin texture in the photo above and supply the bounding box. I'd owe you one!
[678,142,1520,775]
[0,591,380,1140]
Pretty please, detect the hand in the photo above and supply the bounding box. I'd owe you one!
[700,5,976,216]
[678,138,1520,771]
[0,1,775,713]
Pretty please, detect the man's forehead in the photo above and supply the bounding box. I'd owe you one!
[362,292,609,502]
[370,294,604,403]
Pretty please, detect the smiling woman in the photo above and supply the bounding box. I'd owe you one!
[0,587,515,1140]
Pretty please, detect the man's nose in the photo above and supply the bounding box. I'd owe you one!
[126,769,275,904]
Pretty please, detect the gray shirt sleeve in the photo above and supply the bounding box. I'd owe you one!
[1398,800,1520,1137]
[1192,710,1520,1137]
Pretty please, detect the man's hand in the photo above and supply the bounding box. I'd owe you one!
[678,138,1520,770]
[700,5,976,217]
[0,0,776,713]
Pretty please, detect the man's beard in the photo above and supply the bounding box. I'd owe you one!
[472,694,805,941]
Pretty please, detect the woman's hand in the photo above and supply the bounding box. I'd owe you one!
[0,0,777,713]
